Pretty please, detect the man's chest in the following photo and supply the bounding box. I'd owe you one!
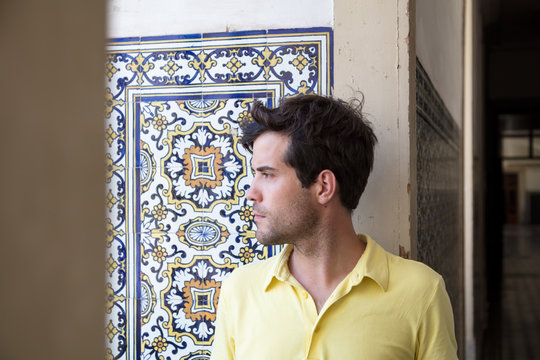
[232,289,417,360]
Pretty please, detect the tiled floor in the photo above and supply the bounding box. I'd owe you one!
[502,224,540,360]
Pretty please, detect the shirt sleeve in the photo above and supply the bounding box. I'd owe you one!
[210,279,235,360]
[416,276,458,360]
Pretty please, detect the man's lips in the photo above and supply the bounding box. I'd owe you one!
[252,209,266,221]
[253,213,265,221]
[252,205,266,222]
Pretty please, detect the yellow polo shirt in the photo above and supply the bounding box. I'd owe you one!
[210,234,457,360]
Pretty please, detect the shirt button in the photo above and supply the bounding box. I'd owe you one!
[303,292,309,299]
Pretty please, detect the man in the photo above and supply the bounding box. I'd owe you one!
[210,94,457,359]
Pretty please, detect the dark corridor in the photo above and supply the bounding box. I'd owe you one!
[481,0,540,358]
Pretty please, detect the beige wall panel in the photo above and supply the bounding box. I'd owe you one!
[0,1,105,359]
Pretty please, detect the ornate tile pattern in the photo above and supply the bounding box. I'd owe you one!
[105,28,333,360]
[415,59,463,350]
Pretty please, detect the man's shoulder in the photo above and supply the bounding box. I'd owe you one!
[385,250,445,292]
[366,236,443,288]
[388,252,442,278]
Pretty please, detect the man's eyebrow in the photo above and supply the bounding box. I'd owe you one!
[252,166,278,173]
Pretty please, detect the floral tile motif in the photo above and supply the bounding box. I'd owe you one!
[105,28,332,360]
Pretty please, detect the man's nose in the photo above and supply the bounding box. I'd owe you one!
[246,180,259,202]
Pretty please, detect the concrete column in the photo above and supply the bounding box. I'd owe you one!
[334,0,416,255]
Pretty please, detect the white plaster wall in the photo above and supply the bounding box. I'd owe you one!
[334,0,414,255]
[107,0,333,37]
[416,0,464,126]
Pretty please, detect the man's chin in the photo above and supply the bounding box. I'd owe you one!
[255,235,270,246]
[255,232,286,246]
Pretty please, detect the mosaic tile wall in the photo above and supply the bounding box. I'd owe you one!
[105,28,333,360]
[415,59,464,350]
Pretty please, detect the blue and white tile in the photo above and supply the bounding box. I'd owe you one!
[105,27,332,360]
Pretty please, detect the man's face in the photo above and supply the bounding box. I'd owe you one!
[246,131,319,245]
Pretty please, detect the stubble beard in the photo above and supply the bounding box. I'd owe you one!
[254,191,319,246]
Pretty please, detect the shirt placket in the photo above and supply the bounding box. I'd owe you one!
[282,275,319,360]
[303,277,360,360]
[299,289,318,360]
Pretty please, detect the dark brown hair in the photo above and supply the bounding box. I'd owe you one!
[240,94,377,210]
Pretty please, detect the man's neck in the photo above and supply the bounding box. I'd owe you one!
[287,221,366,313]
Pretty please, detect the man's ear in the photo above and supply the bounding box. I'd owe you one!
[314,169,338,205]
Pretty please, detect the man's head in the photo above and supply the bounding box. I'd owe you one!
[241,94,377,211]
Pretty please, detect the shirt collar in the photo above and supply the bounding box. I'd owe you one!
[263,244,294,291]
[352,234,389,291]
[263,234,389,292]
